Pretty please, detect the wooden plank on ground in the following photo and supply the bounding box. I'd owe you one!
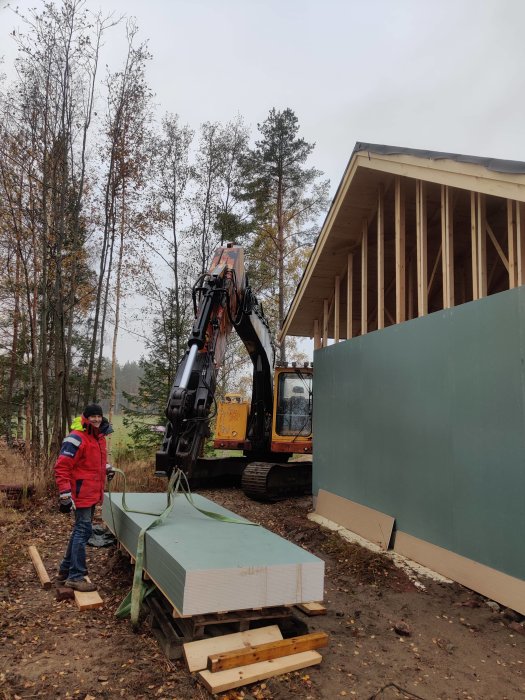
[74,590,103,610]
[208,631,328,672]
[198,651,322,693]
[183,625,283,673]
[295,601,327,616]
[394,531,525,616]
[28,545,51,589]
[315,489,394,550]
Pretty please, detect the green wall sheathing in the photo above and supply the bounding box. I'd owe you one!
[102,492,324,615]
[313,287,525,581]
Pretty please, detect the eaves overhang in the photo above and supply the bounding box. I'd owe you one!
[280,142,525,341]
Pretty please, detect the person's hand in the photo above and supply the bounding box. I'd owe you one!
[106,464,115,482]
[59,491,73,514]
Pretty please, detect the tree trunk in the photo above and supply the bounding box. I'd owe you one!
[5,250,21,443]
[109,187,126,441]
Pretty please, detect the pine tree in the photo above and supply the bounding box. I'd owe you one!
[241,108,329,361]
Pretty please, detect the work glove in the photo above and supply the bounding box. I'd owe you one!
[59,491,73,514]
[106,464,115,482]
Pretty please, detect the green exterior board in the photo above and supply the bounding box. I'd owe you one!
[102,492,324,615]
[313,287,525,581]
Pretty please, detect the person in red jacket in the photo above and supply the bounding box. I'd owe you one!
[54,403,113,592]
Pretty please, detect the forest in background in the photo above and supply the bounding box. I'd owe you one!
[0,0,329,465]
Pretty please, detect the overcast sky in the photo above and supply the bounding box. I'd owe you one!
[2,0,525,362]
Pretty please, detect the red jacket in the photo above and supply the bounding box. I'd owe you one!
[54,415,111,508]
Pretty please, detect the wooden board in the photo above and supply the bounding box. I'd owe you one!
[183,625,283,672]
[315,489,395,550]
[28,545,51,590]
[198,651,322,693]
[295,602,327,616]
[103,493,324,616]
[394,531,525,616]
[208,632,328,672]
[74,590,103,610]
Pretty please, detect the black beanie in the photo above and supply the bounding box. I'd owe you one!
[83,403,103,418]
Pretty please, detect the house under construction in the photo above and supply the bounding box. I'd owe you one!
[281,143,525,614]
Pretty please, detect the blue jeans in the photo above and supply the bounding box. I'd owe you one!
[60,506,95,581]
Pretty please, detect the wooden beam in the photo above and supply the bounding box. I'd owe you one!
[184,626,283,673]
[207,632,329,673]
[198,651,322,694]
[385,306,395,326]
[416,180,428,316]
[395,176,405,323]
[477,193,487,297]
[295,601,327,616]
[428,245,442,297]
[347,253,353,339]
[518,202,525,286]
[28,545,51,590]
[74,590,104,610]
[377,184,385,329]
[322,299,329,347]
[441,185,454,309]
[408,254,415,319]
[471,192,479,300]
[361,219,368,335]
[313,319,321,350]
[508,199,517,289]
[486,222,509,272]
[334,276,340,343]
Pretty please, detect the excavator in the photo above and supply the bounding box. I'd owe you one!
[155,243,313,501]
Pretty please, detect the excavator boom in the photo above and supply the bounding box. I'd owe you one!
[156,245,275,478]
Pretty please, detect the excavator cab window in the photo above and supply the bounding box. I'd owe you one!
[275,372,312,437]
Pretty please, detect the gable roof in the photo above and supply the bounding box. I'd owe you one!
[281,143,525,340]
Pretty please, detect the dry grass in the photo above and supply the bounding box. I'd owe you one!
[0,445,50,535]
[110,455,167,493]
[0,492,23,526]
[0,444,34,485]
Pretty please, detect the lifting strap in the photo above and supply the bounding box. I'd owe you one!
[107,467,258,627]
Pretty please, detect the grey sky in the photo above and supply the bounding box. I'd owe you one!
[2,0,524,362]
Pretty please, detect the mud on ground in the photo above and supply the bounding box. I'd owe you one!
[0,485,524,700]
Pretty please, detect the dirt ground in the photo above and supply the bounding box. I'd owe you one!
[1,482,524,700]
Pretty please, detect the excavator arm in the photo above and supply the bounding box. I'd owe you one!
[155,245,275,479]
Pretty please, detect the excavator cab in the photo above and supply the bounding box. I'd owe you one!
[271,366,313,454]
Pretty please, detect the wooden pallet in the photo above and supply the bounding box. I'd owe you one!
[145,592,308,660]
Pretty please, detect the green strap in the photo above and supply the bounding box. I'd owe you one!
[115,581,156,619]
[108,467,258,627]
